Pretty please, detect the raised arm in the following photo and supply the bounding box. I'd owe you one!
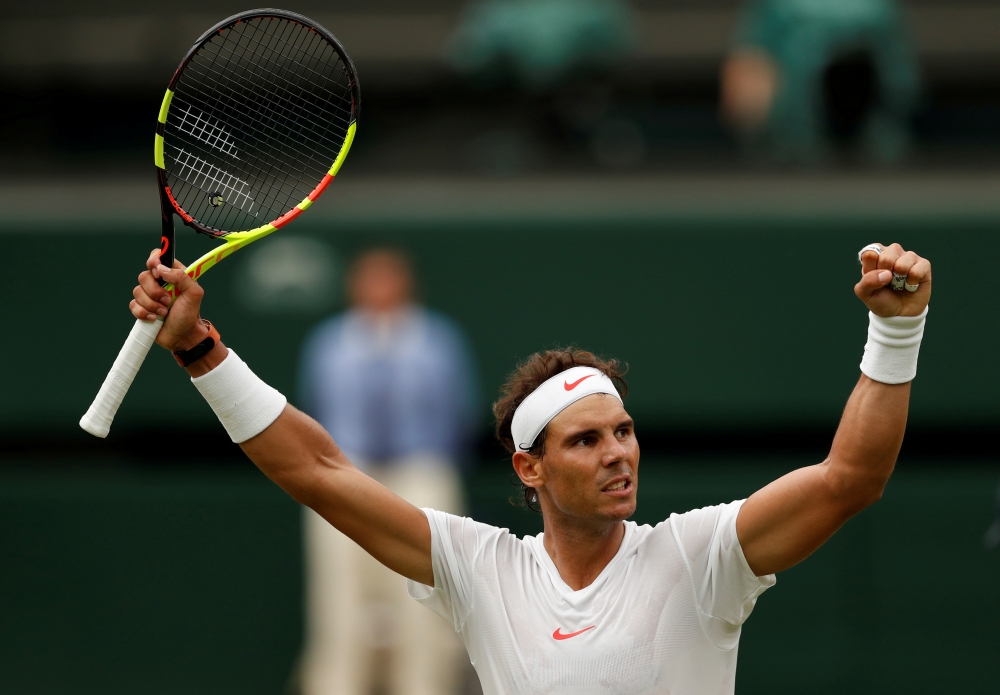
[736,243,931,576]
[130,250,433,585]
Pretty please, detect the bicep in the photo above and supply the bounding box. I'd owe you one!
[736,462,855,576]
[240,404,434,585]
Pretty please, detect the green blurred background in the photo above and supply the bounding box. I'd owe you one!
[4,208,999,433]
[3,0,1000,693]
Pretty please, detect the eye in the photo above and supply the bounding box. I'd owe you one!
[616,427,631,440]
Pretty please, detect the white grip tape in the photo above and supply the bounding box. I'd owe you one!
[80,318,162,438]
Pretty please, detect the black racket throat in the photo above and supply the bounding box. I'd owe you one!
[157,182,176,286]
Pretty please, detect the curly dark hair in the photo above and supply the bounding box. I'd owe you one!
[492,348,628,512]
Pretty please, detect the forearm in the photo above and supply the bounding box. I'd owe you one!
[738,377,910,575]
[184,344,433,583]
[824,374,910,510]
[240,403,433,582]
[238,402,351,507]
[820,304,927,506]
[185,344,350,503]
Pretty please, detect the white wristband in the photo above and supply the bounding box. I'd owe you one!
[859,307,928,384]
[191,349,287,443]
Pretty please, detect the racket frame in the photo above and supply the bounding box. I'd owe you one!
[80,8,359,438]
[155,7,360,297]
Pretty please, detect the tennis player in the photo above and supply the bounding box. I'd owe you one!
[131,242,930,695]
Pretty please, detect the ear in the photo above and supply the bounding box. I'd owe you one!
[512,451,545,489]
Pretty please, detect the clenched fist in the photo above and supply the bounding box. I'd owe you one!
[855,243,931,317]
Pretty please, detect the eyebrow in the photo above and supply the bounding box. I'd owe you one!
[562,417,635,444]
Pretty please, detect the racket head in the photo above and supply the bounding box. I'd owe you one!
[154,9,360,240]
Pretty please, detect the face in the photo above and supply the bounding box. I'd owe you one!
[513,394,639,525]
[348,251,413,314]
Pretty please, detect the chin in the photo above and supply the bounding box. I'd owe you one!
[602,500,637,521]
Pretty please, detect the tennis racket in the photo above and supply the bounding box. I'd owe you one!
[80,8,360,438]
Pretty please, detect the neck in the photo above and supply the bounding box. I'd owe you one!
[540,513,625,591]
[359,304,410,321]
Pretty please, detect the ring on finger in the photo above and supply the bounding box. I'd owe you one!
[904,281,920,292]
[858,243,884,263]
[890,273,907,291]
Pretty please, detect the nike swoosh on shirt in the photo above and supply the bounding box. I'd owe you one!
[552,625,596,640]
[563,375,595,391]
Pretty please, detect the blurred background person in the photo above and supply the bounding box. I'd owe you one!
[720,0,921,163]
[295,248,478,695]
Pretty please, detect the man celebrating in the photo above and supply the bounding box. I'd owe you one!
[130,243,930,695]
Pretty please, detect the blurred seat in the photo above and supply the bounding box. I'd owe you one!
[721,0,921,163]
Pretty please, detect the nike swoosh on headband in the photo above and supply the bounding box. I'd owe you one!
[564,374,595,391]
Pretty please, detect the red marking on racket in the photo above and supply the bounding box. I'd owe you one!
[163,186,193,223]
[273,206,304,228]
[308,173,334,201]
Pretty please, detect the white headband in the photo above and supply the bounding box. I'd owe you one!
[510,366,623,451]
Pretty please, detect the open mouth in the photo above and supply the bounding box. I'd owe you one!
[602,478,632,495]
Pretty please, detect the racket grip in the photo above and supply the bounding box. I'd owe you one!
[79,318,163,438]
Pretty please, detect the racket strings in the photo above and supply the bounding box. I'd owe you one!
[171,67,335,220]
[168,146,257,214]
[211,19,353,153]
[175,19,345,230]
[239,17,355,121]
[230,18,354,205]
[199,21,350,157]
[184,33,347,188]
[172,102,241,158]
[163,15,355,234]
[168,79,337,196]
[197,20,352,146]
[234,18,355,127]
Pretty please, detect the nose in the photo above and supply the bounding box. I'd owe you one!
[601,434,629,467]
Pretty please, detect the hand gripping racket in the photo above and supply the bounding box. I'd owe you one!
[80,8,360,438]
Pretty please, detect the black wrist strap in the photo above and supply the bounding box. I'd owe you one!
[173,319,220,367]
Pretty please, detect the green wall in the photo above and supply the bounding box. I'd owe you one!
[2,213,994,434]
[3,458,998,694]
[0,464,301,695]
